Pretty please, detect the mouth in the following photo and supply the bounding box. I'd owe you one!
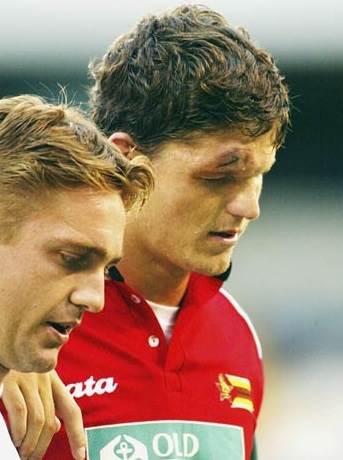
[46,320,79,337]
[208,229,241,245]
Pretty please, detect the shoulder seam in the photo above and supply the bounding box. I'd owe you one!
[219,287,263,359]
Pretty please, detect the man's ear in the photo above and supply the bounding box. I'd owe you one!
[109,132,137,159]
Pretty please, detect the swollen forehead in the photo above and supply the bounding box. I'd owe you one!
[223,146,276,173]
[191,131,276,171]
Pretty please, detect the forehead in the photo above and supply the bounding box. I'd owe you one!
[17,187,125,255]
[158,128,277,175]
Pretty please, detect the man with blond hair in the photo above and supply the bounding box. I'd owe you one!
[0,95,152,459]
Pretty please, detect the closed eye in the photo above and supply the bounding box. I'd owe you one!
[59,252,91,272]
[201,175,235,185]
[59,252,120,277]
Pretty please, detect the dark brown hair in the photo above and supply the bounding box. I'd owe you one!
[90,4,290,154]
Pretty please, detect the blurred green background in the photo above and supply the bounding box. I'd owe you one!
[1,1,342,458]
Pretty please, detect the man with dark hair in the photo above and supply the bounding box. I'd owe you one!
[2,5,290,460]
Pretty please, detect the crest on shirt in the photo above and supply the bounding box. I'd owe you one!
[216,373,254,413]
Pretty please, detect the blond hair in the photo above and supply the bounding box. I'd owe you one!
[0,95,153,241]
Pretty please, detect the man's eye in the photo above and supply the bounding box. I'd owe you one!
[59,252,89,271]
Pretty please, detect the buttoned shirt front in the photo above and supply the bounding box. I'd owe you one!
[44,270,264,460]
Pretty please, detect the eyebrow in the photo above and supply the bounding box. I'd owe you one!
[214,149,276,173]
[87,247,122,266]
[49,239,122,265]
[215,161,275,175]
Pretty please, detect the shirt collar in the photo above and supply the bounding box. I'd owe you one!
[108,263,232,307]
[108,264,231,283]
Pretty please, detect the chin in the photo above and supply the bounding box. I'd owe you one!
[35,354,58,373]
[18,351,58,374]
[192,254,231,277]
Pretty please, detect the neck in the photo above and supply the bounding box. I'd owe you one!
[117,234,190,306]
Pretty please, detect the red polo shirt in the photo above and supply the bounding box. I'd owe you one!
[45,270,263,460]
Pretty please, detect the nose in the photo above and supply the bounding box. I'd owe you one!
[225,180,261,221]
[69,271,105,314]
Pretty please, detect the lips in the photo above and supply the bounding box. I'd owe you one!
[208,228,242,246]
[210,230,237,238]
[46,320,79,336]
[209,228,241,238]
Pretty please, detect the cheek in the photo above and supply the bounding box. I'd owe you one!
[141,188,183,223]
[3,297,30,338]
[142,178,218,238]
[18,280,64,322]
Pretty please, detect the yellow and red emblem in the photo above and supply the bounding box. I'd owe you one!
[216,373,254,413]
